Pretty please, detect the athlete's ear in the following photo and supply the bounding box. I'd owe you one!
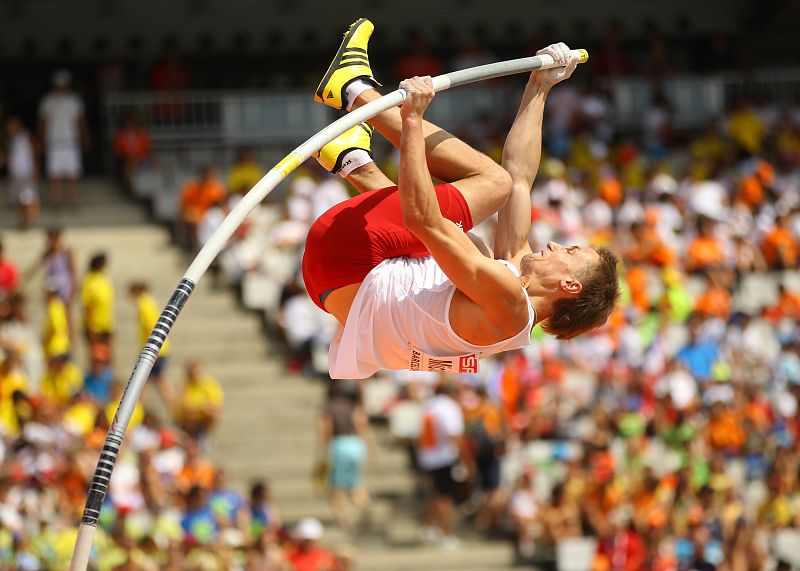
[560,278,582,295]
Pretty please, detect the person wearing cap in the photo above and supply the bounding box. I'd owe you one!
[286,517,335,571]
[37,69,90,208]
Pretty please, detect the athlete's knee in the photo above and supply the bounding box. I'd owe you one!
[485,162,513,202]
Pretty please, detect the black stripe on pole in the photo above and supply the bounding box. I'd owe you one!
[81,434,122,524]
[79,278,196,527]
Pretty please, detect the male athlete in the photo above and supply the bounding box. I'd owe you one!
[302,19,620,379]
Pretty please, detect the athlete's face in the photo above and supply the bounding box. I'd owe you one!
[520,241,599,296]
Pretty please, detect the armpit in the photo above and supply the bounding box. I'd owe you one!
[466,232,493,258]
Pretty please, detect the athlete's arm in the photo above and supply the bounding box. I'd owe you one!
[397,77,526,331]
[495,43,578,263]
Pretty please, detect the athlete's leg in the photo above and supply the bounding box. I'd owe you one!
[312,17,509,219]
[313,121,395,194]
[351,88,511,225]
[345,161,394,194]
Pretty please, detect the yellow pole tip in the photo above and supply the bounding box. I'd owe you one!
[577,49,589,63]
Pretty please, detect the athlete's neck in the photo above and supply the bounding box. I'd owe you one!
[519,276,557,325]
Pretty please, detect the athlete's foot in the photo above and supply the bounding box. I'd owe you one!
[313,122,374,175]
[314,18,380,111]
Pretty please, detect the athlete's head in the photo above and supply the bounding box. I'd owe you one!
[520,241,620,339]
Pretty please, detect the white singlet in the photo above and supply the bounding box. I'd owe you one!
[328,256,535,379]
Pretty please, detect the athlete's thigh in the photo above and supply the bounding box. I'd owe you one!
[451,168,512,227]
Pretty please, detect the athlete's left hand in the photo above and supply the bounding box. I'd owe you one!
[530,42,579,89]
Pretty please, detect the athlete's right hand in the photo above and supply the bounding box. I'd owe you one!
[400,75,435,119]
[530,42,579,90]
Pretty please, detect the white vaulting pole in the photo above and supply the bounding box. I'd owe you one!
[69,48,588,570]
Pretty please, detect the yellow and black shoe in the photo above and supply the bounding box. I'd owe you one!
[313,122,374,174]
[314,18,380,110]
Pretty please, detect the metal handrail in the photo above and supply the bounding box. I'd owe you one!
[103,66,800,146]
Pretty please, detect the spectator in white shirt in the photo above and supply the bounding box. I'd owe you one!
[4,117,39,228]
[415,382,475,550]
[38,70,90,208]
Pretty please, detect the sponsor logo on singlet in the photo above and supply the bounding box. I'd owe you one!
[409,345,480,374]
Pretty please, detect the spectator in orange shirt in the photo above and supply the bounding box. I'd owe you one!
[762,215,798,270]
[737,160,774,210]
[626,220,676,267]
[113,113,151,192]
[694,274,732,320]
[706,402,745,454]
[776,284,800,320]
[686,218,725,273]
[178,166,227,252]
[626,264,650,312]
[597,169,623,207]
[175,438,216,493]
[286,518,335,571]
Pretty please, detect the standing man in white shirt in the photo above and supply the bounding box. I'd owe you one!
[415,382,475,549]
[38,69,90,208]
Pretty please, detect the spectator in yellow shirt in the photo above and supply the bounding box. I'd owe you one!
[42,283,70,358]
[129,281,172,407]
[228,148,265,196]
[727,99,765,157]
[0,352,29,436]
[81,253,114,360]
[40,355,83,405]
[104,381,144,429]
[177,361,223,439]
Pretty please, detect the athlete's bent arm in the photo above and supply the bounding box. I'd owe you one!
[495,43,579,263]
[397,77,526,330]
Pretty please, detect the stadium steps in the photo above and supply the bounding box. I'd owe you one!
[4,189,523,570]
[0,177,150,228]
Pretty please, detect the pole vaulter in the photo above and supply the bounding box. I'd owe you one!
[71,18,594,569]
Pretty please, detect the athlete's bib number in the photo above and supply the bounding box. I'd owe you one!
[408,345,479,374]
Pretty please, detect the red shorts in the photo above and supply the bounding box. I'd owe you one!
[302,183,474,310]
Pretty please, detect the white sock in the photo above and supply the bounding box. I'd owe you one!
[345,79,376,112]
[338,149,373,176]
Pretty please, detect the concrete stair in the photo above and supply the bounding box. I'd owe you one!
[0,177,151,228]
[2,177,524,570]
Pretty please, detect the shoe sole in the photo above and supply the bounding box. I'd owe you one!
[315,17,369,106]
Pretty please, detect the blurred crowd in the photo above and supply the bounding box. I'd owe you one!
[0,231,360,570]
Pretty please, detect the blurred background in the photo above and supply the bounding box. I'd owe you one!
[2,0,800,569]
